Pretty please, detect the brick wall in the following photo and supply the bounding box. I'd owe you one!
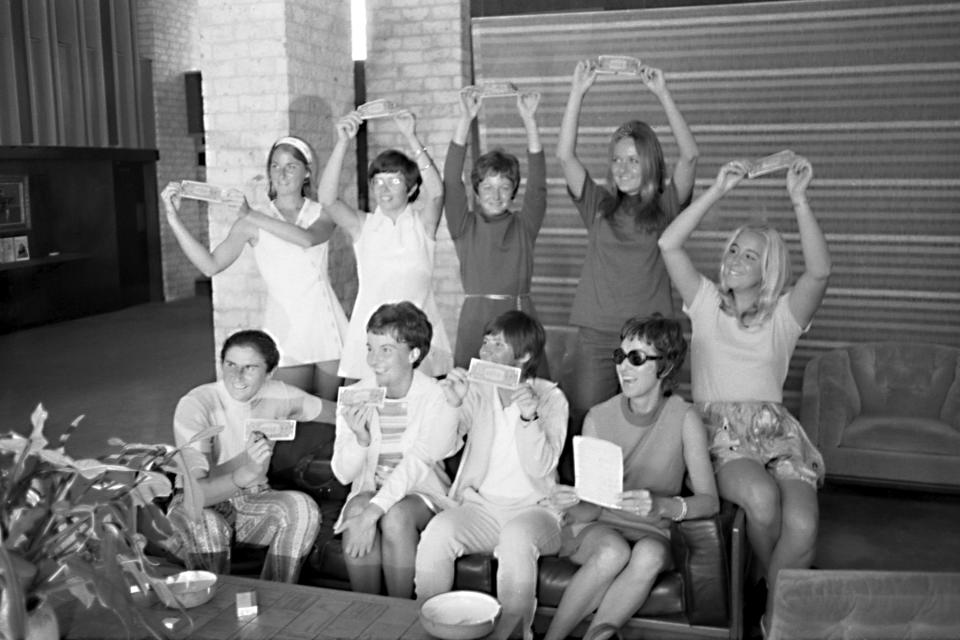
[137,0,206,301]
[197,0,354,360]
[142,0,470,361]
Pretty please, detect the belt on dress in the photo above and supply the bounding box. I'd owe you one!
[463,293,530,311]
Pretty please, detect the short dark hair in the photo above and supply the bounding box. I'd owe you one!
[619,313,687,393]
[367,301,432,368]
[483,310,545,380]
[221,330,280,372]
[470,149,520,199]
[369,149,421,202]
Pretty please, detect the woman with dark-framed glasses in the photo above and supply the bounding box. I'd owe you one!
[540,314,717,640]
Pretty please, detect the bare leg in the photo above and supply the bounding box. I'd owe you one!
[380,495,435,598]
[717,458,781,574]
[340,493,383,594]
[274,364,315,393]
[543,526,630,640]
[313,360,342,401]
[587,535,671,632]
[765,478,818,620]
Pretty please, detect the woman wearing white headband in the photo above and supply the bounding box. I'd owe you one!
[161,135,348,399]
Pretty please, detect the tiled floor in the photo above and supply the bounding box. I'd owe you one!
[3,296,959,576]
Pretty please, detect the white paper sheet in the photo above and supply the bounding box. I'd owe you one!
[573,435,623,509]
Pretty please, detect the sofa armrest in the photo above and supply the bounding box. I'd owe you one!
[671,500,744,628]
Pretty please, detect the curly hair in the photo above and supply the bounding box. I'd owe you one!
[367,301,433,368]
[471,149,520,199]
[619,313,687,394]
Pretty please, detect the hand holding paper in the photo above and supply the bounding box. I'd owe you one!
[573,435,623,509]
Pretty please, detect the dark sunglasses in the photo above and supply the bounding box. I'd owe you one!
[613,348,662,367]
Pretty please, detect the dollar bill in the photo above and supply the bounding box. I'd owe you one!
[244,418,296,441]
[180,180,230,203]
[463,81,520,99]
[337,386,387,409]
[595,55,643,75]
[357,99,403,120]
[747,150,796,178]
[467,357,521,390]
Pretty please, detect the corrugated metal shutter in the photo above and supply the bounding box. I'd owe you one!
[471,0,960,413]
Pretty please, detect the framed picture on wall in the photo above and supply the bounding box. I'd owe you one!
[0,175,31,233]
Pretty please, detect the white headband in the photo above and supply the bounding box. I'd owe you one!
[272,136,314,167]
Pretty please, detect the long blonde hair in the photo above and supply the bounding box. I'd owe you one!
[718,225,792,328]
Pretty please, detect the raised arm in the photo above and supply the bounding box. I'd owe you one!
[785,157,830,327]
[658,160,749,306]
[443,89,483,238]
[639,66,699,203]
[317,112,366,241]
[517,90,548,234]
[395,110,443,236]
[161,182,252,277]
[238,199,335,248]
[517,90,542,154]
[556,60,597,199]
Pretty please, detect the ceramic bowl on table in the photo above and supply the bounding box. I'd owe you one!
[419,591,502,640]
[156,570,218,609]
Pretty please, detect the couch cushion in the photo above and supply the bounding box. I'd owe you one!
[841,416,960,455]
[849,344,958,421]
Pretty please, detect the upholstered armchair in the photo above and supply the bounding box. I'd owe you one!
[800,342,960,491]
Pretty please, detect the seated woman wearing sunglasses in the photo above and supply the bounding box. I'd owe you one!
[541,314,717,640]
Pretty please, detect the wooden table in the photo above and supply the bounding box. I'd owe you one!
[61,574,521,639]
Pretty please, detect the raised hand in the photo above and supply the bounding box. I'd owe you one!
[714,160,750,195]
[517,91,541,119]
[222,188,248,217]
[336,112,363,142]
[511,382,540,422]
[232,431,272,487]
[392,109,417,138]
[340,403,375,446]
[459,87,483,120]
[160,182,183,215]
[638,65,668,97]
[787,156,813,201]
[571,59,598,96]
[439,367,470,408]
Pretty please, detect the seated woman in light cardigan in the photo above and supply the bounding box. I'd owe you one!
[332,301,460,598]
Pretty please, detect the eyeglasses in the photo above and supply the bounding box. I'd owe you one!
[371,175,404,189]
[613,348,662,367]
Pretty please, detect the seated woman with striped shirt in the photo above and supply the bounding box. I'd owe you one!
[331,301,460,598]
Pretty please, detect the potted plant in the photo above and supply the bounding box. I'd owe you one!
[0,404,214,640]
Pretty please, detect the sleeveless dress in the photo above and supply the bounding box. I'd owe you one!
[251,199,348,366]
[338,205,453,379]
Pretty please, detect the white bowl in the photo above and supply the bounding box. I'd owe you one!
[419,591,502,640]
[157,570,217,609]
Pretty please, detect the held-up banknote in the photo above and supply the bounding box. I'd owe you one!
[747,150,796,178]
[179,180,231,203]
[357,99,404,120]
[467,358,521,390]
[337,386,387,409]
[462,81,520,99]
[244,418,296,441]
[595,55,643,75]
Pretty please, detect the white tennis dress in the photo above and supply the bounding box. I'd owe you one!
[338,205,453,379]
[252,199,348,366]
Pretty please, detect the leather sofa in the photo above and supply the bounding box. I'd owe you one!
[800,342,960,491]
[269,421,746,639]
